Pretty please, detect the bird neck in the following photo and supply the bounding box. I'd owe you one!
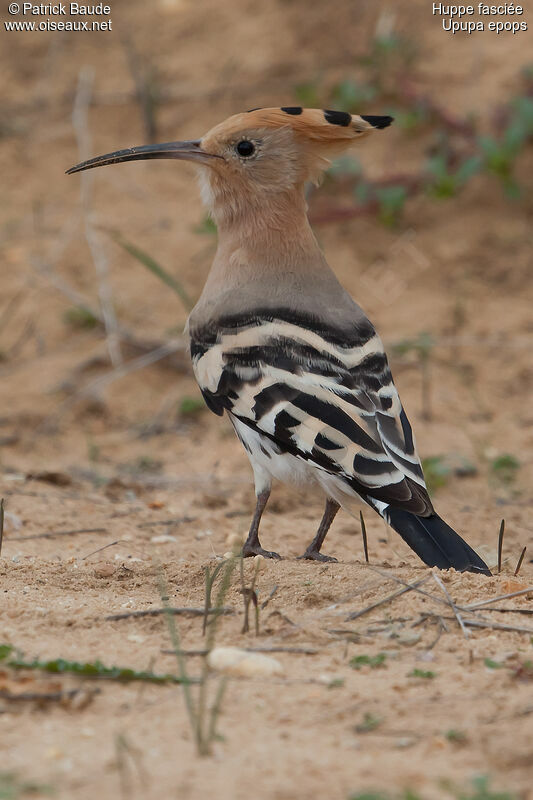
[210,186,325,276]
[189,182,351,330]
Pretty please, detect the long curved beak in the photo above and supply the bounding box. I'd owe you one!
[66,140,220,175]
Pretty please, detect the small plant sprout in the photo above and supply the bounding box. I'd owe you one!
[408,668,436,679]
[194,214,217,236]
[421,456,451,496]
[240,554,264,635]
[0,645,191,685]
[160,552,238,757]
[355,712,382,733]
[445,729,468,745]
[349,653,387,670]
[179,395,206,417]
[63,305,100,329]
[202,560,228,636]
[490,454,520,486]
[0,772,54,798]
[484,658,503,670]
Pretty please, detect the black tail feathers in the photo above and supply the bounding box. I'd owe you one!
[384,507,491,576]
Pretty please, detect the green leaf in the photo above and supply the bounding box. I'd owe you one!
[349,653,387,670]
[376,185,407,226]
[179,396,206,416]
[293,81,322,109]
[63,305,99,329]
[0,644,13,662]
[1,647,194,685]
[408,668,435,679]
[331,80,376,112]
[421,456,451,495]
[355,712,382,732]
[490,454,520,485]
[194,215,217,236]
[445,729,468,744]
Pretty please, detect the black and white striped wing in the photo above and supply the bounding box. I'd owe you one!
[191,310,432,516]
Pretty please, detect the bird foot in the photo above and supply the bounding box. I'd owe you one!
[298,550,338,563]
[242,544,282,560]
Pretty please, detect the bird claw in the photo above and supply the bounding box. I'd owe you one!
[242,545,282,560]
[298,551,338,563]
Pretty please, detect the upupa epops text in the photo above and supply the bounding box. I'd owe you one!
[68,106,490,575]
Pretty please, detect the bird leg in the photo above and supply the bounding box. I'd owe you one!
[242,489,281,559]
[299,498,340,562]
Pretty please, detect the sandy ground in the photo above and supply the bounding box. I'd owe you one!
[1,0,533,798]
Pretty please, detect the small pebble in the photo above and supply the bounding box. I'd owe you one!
[150,535,177,544]
[94,562,116,578]
[207,646,283,678]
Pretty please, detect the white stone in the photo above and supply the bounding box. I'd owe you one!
[207,646,284,678]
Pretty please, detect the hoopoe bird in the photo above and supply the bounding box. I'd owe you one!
[68,107,490,574]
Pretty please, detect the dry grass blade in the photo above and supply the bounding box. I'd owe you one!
[203,561,227,635]
[472,606,533,615]
[72,66,122,368]
[246,646,319,655]
[464,587,533,610]
[498,518,505,573]
[122,36,158,141]
[514,546,527,577]
[138,517,196,528]
[240,556,261,635]
[11,527,106,541]
[0,288,27,337]
[260,585,278,610]
[0,687,99,704]
[463,618,533,635]
[161,649,209,657]
[366,566,448,608]
[360,510,369,563]
[82,540,124,560]
[109,230,193,313]
[106,607,234,621]
[432,572,469,639]
[346,576,430,621]
[37,339,186,435]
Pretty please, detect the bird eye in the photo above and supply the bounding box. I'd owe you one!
[236,140,255,157]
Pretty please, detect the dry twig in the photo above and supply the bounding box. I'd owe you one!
[514,546,527,577]
[10,527,106,541]
[346,576,430,621]
[498,519,505,573]
[360,510,369,563]
[72,66,122,367]
[432,572,469,639]
[464,587,533,610]
[106,607,234,622]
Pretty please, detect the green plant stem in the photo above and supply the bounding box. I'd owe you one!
[158,573,200,749]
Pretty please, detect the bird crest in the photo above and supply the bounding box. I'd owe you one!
[211,107,393,142]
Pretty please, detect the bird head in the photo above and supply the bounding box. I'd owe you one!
[67,107,392,225]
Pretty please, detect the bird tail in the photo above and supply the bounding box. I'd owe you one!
[381,506,491,575]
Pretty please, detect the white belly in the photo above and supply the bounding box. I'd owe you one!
[230,414,371,516]
[230,414,318,492]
